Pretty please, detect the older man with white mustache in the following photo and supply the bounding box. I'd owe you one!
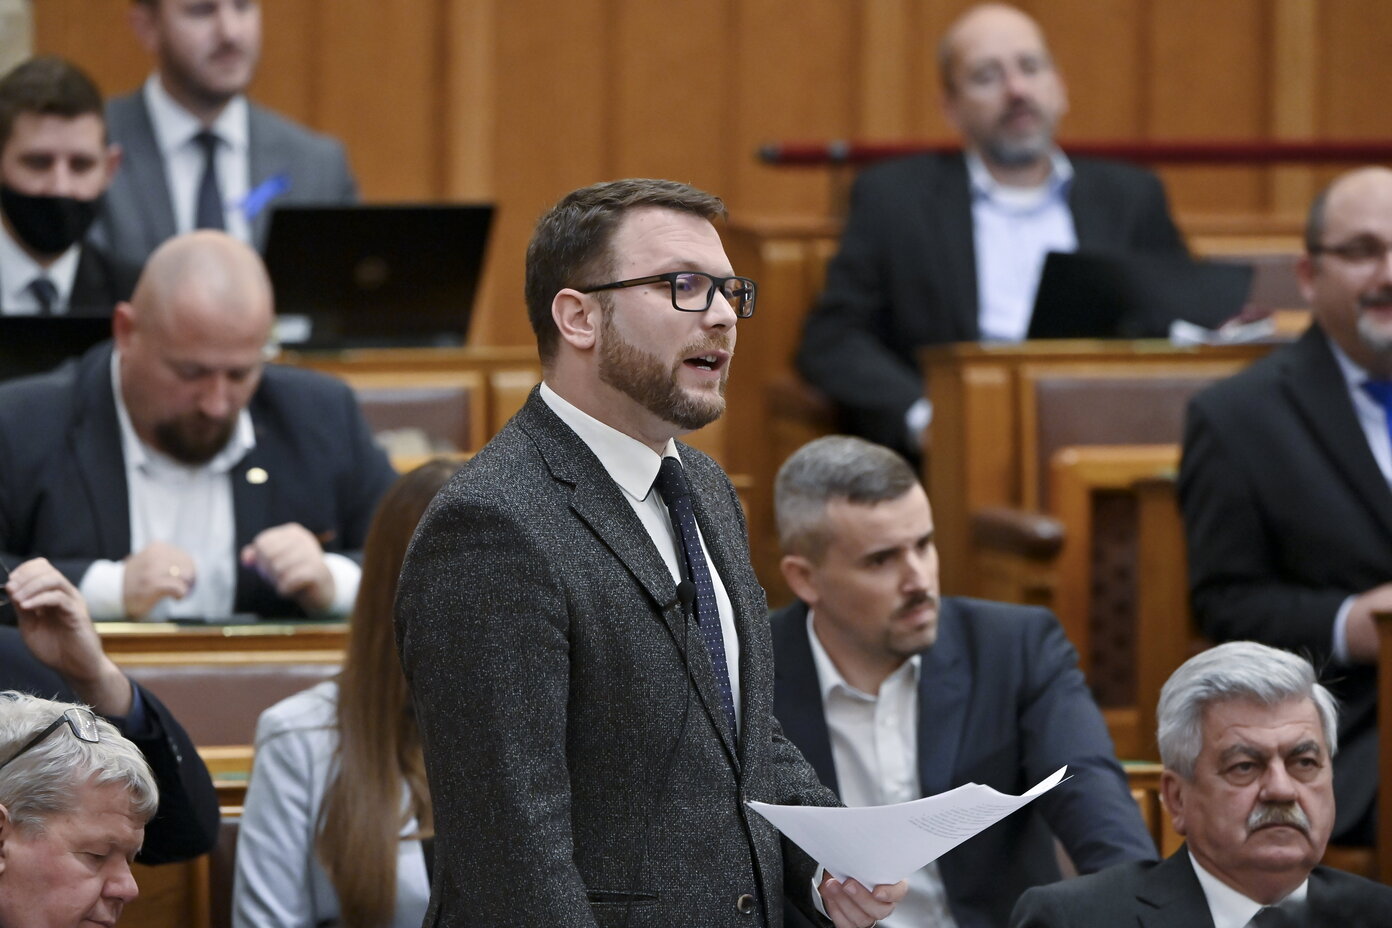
[1012,641,1392,927]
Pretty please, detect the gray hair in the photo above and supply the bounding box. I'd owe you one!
[775,436,920,561]
[0,691,158,832]
[1157,642,1339,780]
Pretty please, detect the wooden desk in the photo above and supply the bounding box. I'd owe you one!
[99,621,347,665]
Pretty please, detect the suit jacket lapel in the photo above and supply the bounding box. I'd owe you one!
[1068,162,1107,249]
[770,602,840,793]
[518,394,741,767]
[915,599,971,796]
[1136,849,1217,928]
[927,155,980,336]
[1281,326,1392,542]
[124,96,179,245]
[69,346,131,555]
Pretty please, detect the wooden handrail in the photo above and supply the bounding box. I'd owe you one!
[759,139,1392,168]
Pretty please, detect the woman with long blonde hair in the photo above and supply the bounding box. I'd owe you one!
[233,459,458,928]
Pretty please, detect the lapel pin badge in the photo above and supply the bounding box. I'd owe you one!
[246,467,269,485]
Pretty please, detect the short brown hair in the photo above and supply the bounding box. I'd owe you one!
[524,178,726,364]
[0,57,106,153]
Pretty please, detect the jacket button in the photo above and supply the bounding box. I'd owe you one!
[736,893,756,916]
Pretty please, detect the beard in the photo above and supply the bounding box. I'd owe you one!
[1357,290,1392,355]
[981,101,1056,169]
[153,413,237,465]
[597,310,730,432]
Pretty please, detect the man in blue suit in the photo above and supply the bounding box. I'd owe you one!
[770,436,1155,928]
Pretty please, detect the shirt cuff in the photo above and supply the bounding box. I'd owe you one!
[905,397,934,450]
[811,866,829,918]
[80,559,127,621]
[1332,595,1355,665]
[322,553,361,617]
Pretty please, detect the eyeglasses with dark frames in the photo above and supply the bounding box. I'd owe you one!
[1309,235,1392,266]
[579,272,757,318]
[0,706,101,774]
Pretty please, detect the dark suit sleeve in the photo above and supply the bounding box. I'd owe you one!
[1017,611,1156,870]
[796,169,927,448]
[1008,884,1071,928]
[1128,169,1187,256]
[1179,399,1347,656]
[119,684,221,864]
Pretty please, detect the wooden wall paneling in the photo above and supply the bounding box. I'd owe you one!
[470,0,612,347]
[246,0,318,122]
[610,0,731,193]
[728,0,858,218]
[33,0,145,97]
[1320,0,1392,190]
[857,0,916,138]
[1147,0,1269,216]
[1034,0,1147,141]
[1268,0,1319,215]
[314,0,444,201]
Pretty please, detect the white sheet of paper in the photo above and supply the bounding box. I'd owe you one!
[747,766,1069,886]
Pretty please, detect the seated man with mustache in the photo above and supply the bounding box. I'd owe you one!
[769,435,1155,928]
[1011,641,1392,927]
[0,230,395,619]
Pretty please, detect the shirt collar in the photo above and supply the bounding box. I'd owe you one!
[805,607,920,703]
[1188,849,1309,928]
[965,147,1074,207]
[110,348,256,477]
[0,219,82,309]
[538,381,679,502]
[143,73,250,155]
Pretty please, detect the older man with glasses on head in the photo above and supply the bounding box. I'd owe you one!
[0,690,159,928]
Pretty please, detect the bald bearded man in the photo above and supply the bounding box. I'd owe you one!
[0,231,395,620]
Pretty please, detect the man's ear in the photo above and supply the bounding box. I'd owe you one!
[552,289,598,352]
[1160,769,1189,837]
[780,553,820,606]
[101,143,124,189]
[127,3,160,56]
[0,804,13,873]
[112,301,135,349]
[1295,253,1318,306]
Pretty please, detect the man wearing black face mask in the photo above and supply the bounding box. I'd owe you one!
[0,57,139,316]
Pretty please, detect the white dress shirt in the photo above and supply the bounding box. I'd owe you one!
[1189,850,1308,928]
[807,611,959,928]
[539,382,742,731]
[142,75,253,243]
[0,220,81,314]
[966,149,1077,342]
[1325,338,1392,663]
[80,352,360,619]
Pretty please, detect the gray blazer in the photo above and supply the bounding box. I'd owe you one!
[92,90,358,270]
[395,389,839,928]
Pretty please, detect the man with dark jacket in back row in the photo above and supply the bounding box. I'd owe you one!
[769,436,1155,928]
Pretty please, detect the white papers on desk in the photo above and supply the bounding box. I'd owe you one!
[747,766,1068,886]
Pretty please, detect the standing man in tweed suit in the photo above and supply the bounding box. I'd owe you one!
[396,179,906,927]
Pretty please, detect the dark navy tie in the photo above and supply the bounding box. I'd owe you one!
[654,456,737,736]
[1361,380,1392,452]
[193,130,226,230]
[1247,905,1295,927]
[27,277,57,315]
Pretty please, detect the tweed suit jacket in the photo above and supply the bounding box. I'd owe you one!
[797,152,1185,452]
[1010,844,1392,927]
[92,90,358,270]
[1179,324,1381,842]
[395,389,840,928]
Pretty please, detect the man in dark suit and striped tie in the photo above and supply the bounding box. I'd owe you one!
[396,178,907,928]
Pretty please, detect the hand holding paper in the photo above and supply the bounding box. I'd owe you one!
[749,766,1069,886]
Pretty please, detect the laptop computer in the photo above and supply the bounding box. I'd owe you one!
[0,315,111,382]
[263,203,494,349]
[1027,250,1255,339]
